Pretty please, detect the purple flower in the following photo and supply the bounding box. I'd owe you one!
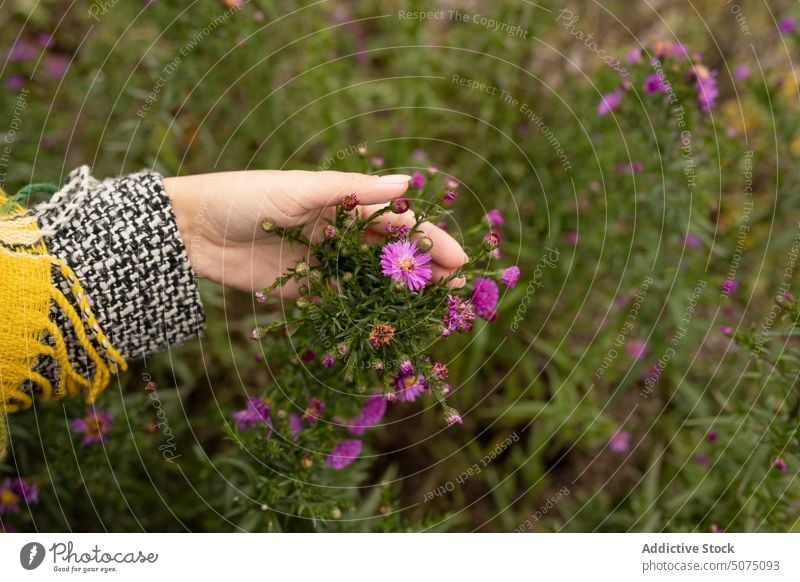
[441,295,477,336]
[779,16,796,35]
[409,172,426,189]
[43,55,70,79]
[323,225,337,239]
[326,439,362,469]
[684,233,701,248]
[288,413,303,439]
[6,75,24,92]
[232,397,271,431]
[431,360,448,379]
[70,410,113,445]
[721,278,737,295]
[626,339,648,360]
[392,198,410,213]
[342,192,359,211]
[348,394,387,435]
[643,73,666,94]
[443,190,458,203]
[0,477,39,514]
[472,277,499,320]
[720,325,732,336]
[37,33,55,49]
[370,156,384,167]
[696,454,711,468]
[486,209,504,227]
[608,430,631,453]
[774,457,788,472]
[391,362,427,402]
[380,240,432,291]
[567,232,580,246]
[670,43,690,57]
[733,64,750,82]
[695,74,718,112]
[706,430,719,443]
[321,355,335,367]
[625,48,641,63]
[597,90,623,116]
[445,409,463,426]
[501,266,520,288]
[8,40,37,63]
[483,231,501,249]
[302,397,325,424]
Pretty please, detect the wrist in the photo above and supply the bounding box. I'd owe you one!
[163,176,203,279]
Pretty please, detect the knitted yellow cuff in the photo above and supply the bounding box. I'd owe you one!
[0,188,127,414]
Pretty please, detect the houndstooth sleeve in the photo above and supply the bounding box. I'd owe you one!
[35,165,205,368]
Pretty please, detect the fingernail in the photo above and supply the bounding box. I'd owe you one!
[377,174,412,185]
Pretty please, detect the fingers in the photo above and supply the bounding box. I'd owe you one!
[269,170,412,211]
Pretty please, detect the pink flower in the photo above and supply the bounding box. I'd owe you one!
[567,232,580,246]
[721,278,737,295]
[608,430,631,453]
[774,457,788,472]
[0,477,39,514]
[695,74,719,112]
[6,75,24,92]
[380,240,433,291]
[326,440,362,469]
[348,395,387,435]
[706,430,719,443]
[472,277,499,319]
[483,231,501,249]
[70,410,113,445]
[302,397,325,424]
[733,64,750,81]
[445,409,463,426]
[684,233,701,248]
[288,413,303,439]
[323,225,337,239]
[43,55,70,79]
[370,156,384,167]
[392,198,410,213]
[625,48,642,63]
[445,178,460,189]
[670,43,690,57]
[409,172,426,189]
[321,355,335,367]
[597,90,623,116]
[8,40,37,63]
[626,339,648,360]
[779,16,796,35]
[643,73,666,94]
[441,295,477,336]
[232,398,270,431]
[486,209,504,227]
[443,190,458,203]
[501,266,520,288]
[342,193,359,211]
[720,325,732,336]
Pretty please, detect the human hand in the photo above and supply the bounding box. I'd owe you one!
[163,170,468,296]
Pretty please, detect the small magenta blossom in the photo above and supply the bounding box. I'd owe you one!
[721,278,738,295]
[626,339,648,360]
[608,430,631,453]
[444,409,463,426]
[288,413,303,439]
[501,266,520,288]
[774,457,788,472]
[483,231,501,249]
[302,397,325,424]
[625,47,641,63]
[442,295,477,336]
[6,75,24,92]
[43,55,70,79]
[326,439,362,469]
[348,394,388,435]
[70,410,113,445]
[472,278,499,319]
[706,430,719,443]
[342,193,359,211]
[380,240,433,291]
[321,355,335,367]
[323,225,337,239]
[733,63,750,81]
[486,209,504,227]
[695,74,719,112]
[567,232,580,245]
[443,190,458,203]
[8,40,37,63]
[232,398,271,431]
[392,198,410,214]
[597,90,623,116]
[684,233,701,248]
[779,16,796,35]
[720,325,732,336]
[643,73,666,94]
[409,172,426,189]
[0,477,38,514]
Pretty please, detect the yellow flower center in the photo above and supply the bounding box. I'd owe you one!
[0,489,19,507]
[398,255,415,273]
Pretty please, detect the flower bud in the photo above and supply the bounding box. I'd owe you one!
[260,217,277,233]
[444,408,463,426]
[323,225,337,239]
[276,409,287,419]
[483,231,501,249]
[357,144,367,156]
[294,261,310,276]
[301,456,314,469]
[416,236,433,252]
[392,198,410,214]
[296,296,310,309]
[342,193,359,211]
[330,507,342,519]
[254,289,268,304]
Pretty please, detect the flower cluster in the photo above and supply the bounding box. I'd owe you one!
[242,159,519,471]
[597,40,719,117]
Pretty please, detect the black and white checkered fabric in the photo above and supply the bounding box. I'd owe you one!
[36,166,205,380]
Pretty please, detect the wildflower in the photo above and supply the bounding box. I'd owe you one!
[43,55,69,79]
[733,64,750,81]
[774,457,788,472]
[302,397,325,424]
[695,74,719,112]
[348,395,388,435]
[342,193,359,211]
[721,278,737,295]
[444,408,463,426]
[643,73,666,94]
[720,325,732,336]
[300,350,316,363]
[392,362,427,402]
[706,430,719,443]
[472,278,499,319]
[597,90,623,116]
[232,398,270,431]
[501,266,521,288]
[608,430,631,453]
[625,47,641,63]
[323,224,337,239]
[710,524,724,533]
[0,477,38,514]
[670,43,690,57]
[486,209,504,227]
[369,322,396,348]
[626,339,648,360]
[441,295,477,336]
[300,456,314,469]
[443,190,458,203]
[370,156,384,167]
[409,172,426,189]
[696,454,711,468]
[441,384,452,397]
[779,16,796,35]
[384,224,411,239]
[6,75,24,92]
[254,290,268,304]
[8,40,36,63]
[380,240,433,291]
[445,178,460,189]
[249,328,262,341]
[427,166,439,174]
[431,360,448,379]
[483,231,501,249]
[617,161,643,174]
[260,217,277,233]
[321,355,335,367]
[70,410,113,445]
[684,233,701,248]
[326,440,362,469]
[567,232,580,245]
[391,198,410,213]
[288,413,303,439]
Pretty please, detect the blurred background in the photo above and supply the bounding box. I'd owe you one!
[2,0,800,532]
